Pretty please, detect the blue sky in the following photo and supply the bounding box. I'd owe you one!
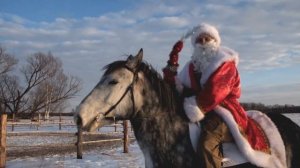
[0,0,134,22]
[1,0,300,110]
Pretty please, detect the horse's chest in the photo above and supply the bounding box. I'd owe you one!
[138,134,195,168]
[133,118,195,167]
[141,146,194,168]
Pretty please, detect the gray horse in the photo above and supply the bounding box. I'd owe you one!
[75,49,300,168]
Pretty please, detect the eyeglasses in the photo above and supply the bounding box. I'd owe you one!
[195,34,215,45]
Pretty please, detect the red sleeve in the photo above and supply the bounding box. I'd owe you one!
[196,62,238,112]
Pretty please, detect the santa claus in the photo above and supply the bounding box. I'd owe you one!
[163,23,273,168]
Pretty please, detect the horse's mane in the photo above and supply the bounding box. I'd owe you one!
[103,60,178,113]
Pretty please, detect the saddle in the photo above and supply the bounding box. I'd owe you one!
[189,110,287,168]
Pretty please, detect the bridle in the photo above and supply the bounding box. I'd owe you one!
[95,65,139,122]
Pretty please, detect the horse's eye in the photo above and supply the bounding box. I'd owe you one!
[108,80,118,85]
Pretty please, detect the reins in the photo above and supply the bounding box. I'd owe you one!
[95,65,139,122]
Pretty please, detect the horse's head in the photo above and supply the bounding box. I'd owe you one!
[75,49,145,131]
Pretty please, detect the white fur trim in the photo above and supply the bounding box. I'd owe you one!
[214,106,287,168]
[189,122,201,152]
[184,96,204,122]
[200,47,239,86]
[247,110,287,168]
[191,23,221,48]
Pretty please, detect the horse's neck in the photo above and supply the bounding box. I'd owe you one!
[130,107,196,167]
[129,81,196,166]
[134,81,187,138]
[132,104,191,152]
[131,108,184,141]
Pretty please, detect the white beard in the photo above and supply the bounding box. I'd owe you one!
[191,41,219,73]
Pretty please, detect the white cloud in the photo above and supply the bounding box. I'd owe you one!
[138,17,189,33]
[0,13,29,24]
[1,0,300,107]
[79,27,116,37]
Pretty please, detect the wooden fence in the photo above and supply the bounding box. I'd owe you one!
[76,120,132,159]
[7,116,129,133]
[0,114,133,167]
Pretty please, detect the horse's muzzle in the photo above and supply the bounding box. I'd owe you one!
[74,114,83,127]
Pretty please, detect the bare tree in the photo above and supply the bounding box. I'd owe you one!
[0,47,18,75]
[28,72,81,118]
[0,75,20,114]
[1,52,59,115]
[0,51,81,118]
[0,46,18,114]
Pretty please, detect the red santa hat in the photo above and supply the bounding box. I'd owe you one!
[182,23,221,48]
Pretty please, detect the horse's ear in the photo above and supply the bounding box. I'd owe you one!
[126,48,143,69]
[136,48,143,61]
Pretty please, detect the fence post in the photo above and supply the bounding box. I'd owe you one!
[76,126,83,159]
[123,120,129,153]
[0,114,7,168]
[11,113,15,132]
[59,113,62,131]
[37,113,40,130]
[114,120,117,132]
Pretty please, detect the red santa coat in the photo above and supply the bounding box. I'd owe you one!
[177,47,269,152]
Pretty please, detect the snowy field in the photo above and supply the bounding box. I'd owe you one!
[6,113,300,168]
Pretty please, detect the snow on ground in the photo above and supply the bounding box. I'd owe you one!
[6,118,143,168]
[8,134,76,147]
[5,114,300,168]
[283,113,300,124]
[7,142,145,168]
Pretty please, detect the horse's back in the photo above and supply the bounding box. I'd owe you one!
[267,112,300,168]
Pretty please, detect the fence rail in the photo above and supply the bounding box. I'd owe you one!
[6,118,128,133]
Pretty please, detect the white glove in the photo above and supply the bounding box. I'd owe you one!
[184,96,205,122]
